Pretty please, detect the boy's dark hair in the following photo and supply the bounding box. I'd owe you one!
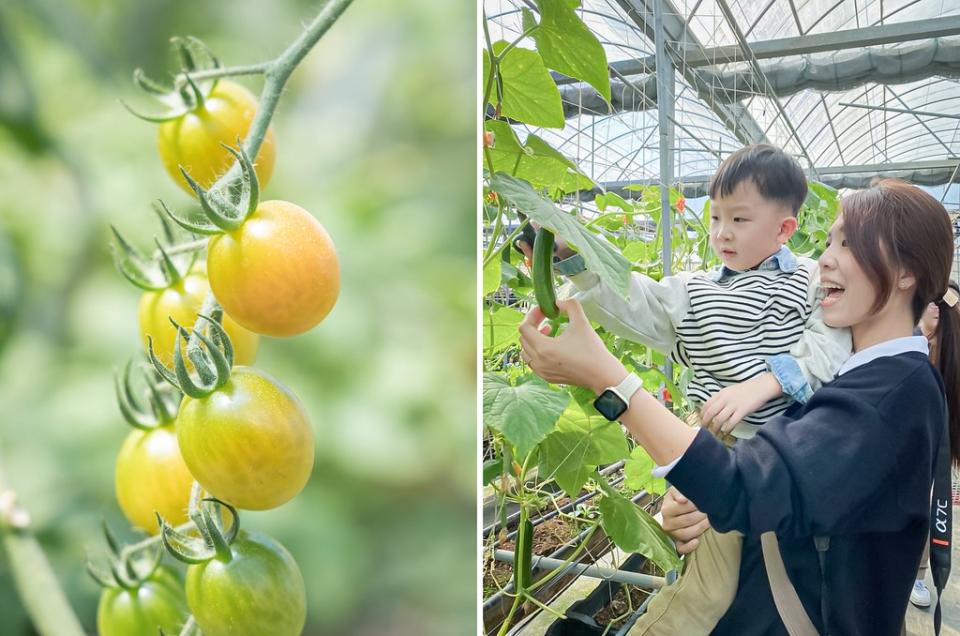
[708,144,808,216]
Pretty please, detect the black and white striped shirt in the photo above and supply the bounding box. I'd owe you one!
[568,248,851,438]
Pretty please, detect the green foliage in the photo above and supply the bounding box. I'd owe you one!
[481,6,842,630]
[598,493,681,573]
[528,0,611,103]
[538,404,629,496]
[623,446,667,495]
[483,374,570,458]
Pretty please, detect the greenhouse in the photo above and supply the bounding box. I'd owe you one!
[482,0,960,634]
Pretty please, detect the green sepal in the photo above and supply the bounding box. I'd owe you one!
[221,141,260,219]
[172,36,198,74]
[85,559,117,589]
[110,226,168,291]
[133,68,172,96]
[153,202,199,275]
[147,336,182,389]
[116,359,180,431]
[199,498,235,562]
[110,212,196,292]
[179,73,205,111]
[155,199,224,237]
[198,313,235,370]
[102,519,122,558]
[178,168,243,232]
[161,315,233,399]
[119,98,189,124]
[157,513,214,565]
[89,522,166,591]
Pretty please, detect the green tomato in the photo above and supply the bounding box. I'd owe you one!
[186,531,306,636]
[176,367,314,510]
[97,566,188,636]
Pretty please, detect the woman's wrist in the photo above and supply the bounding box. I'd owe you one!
[590,359,630,395]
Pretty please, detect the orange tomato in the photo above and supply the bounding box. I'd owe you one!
[207,200,340,337]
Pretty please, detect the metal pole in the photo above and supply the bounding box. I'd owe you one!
[653,0,674,385]
[493,550,667,589]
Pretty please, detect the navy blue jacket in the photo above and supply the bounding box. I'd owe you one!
[669,351,945,635]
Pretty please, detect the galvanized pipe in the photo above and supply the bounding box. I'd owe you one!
[494,549,667,590]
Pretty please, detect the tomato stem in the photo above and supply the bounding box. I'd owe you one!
[0,452,85,636]
[209,0,356,193]
[120,519,198,562]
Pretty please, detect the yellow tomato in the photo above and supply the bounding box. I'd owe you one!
[115,424,194,535]
[177,368,314,510]
[158,80,276,195]
[207,200,340,337]
[138,272,259,367]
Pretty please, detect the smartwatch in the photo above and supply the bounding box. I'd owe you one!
[593,373,643,421]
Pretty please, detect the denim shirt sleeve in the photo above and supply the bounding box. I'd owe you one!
[767,354,814,403]
[555,253,587,277]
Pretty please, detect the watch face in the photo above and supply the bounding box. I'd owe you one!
[594,389,627,421]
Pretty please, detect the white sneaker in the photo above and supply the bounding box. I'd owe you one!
[910,579,931,608]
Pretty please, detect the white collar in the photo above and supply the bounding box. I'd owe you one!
[836,335,929,376]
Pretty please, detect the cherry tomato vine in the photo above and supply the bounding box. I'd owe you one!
[0,2,354,635]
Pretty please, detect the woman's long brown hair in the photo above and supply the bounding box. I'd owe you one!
[841,179,960,464]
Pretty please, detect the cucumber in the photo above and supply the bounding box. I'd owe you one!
[514,518,534,591]
[532,228,559,319]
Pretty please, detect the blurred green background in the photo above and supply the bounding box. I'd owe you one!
[0,0,476,634]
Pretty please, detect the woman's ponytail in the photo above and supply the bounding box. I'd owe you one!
[934,280,960,465]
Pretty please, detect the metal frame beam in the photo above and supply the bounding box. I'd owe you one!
[553,15,960,83]
[613,0,769,146]
[584,159,960,200]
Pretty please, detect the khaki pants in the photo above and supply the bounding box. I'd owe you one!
[627,526,742,635]
[628,414,742,636]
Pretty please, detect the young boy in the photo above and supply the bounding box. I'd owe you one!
[522,144,851,633]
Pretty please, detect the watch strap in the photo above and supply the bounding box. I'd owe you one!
[611,373,643,404]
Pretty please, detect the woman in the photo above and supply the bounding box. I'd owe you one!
[518,179,960,634]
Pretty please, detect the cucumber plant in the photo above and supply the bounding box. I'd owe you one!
[481,3,840,634]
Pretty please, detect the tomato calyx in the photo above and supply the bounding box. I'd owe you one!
[148,311,235,399]
[159,140,260,237]
[158,497,239,565]
[110,206,199,292]
[87,520,165,592]
[121,36,222,124]
[115,358,181,431]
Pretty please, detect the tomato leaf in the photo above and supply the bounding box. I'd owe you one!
[483,304,524,352]
[599,493,681,573]
[623,446,667,495]
[490,173,631,298]
[488,42,565,129]
[483,374,570,458]
[532,0,611,103]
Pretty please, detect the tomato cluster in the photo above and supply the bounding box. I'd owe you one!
[97,44,340,636]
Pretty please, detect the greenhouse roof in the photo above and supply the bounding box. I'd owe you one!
[486,0,960,194]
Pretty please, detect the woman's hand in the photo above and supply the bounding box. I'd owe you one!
[518,298,627,395]
[660,487,710,555]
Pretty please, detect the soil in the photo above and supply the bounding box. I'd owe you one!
[482,513,590,597]
[593,585,651,628]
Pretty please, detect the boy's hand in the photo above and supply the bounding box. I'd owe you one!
[700,373,783,435]
[660,487,710,555]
